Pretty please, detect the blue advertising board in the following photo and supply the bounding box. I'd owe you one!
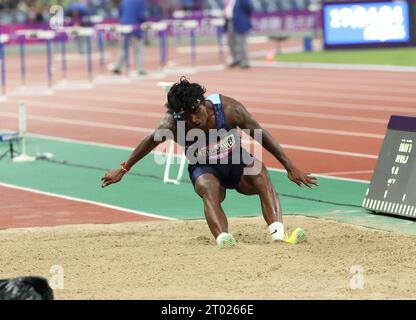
[323,0,411,48]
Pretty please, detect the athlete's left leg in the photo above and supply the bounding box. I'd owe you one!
[237,160,306,244]
[237,159,282,225]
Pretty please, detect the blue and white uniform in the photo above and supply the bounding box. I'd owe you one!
[175,94,252,189]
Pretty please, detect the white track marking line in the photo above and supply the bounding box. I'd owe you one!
[245,97,416,114]
[280,144,377,159]
[0,111,384,140]
[84,81,416,104]
[12,69,414,105]
[0,112,153,134]
[317,170,374,176]
[250,108,387,124]
[22,132,372,183]
[2,129,373,183]
[20,86,416,115]
[251,60,416,73]
[266,167,370,183]
[63,77,416,104]
[198,72,416,94]
[9,91,416,114]
[0,182,174,221]
[16,100,164,118]
[5,99,390,126]
[260,124,383,139]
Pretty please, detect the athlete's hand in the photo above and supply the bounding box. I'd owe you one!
[101,168,126,188]
[287,167,318,188]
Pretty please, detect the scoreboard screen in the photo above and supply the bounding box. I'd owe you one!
[323,0,411,48]
[363,115,416,219]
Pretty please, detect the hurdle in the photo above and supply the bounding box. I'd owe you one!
[119,25,134,75]
[77,27,94,82]
[146,22,169,68]
[171,19,185,45]
[96,27,105,73]
[0,132,21,161]
[54,26,95,91]
[210,18,226,59]
[182,20,199,65]
[10,30,55,97]
[100,24,134,75]
[157,81,187,184]
[94,23,133,85]
[12,102,36,163]
[59,31,68,79]
[86,15,105,72]
[0,33,9,101]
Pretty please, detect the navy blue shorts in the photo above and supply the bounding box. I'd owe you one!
[188,163,245,190]
[188,149,254,190]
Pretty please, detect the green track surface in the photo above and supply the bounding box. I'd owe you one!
[276,47,416,66]
[1,135,415,235]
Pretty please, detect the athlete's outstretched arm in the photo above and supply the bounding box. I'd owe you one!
[101,113,175,188]
[227,97,318,188]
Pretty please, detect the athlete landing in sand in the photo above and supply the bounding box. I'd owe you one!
[101,77,318,248]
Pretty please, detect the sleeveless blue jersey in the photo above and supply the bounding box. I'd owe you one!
[174,94,242,165]
[174,94,251,189]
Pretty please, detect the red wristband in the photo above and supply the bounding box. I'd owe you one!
[121,162,130,172]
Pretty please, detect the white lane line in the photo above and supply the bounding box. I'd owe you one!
[2,128,375,180]
[280,144,377,159]
[0,111,384,139]
[249,108,387,124]
[198,72,416,94]
[251,60,416,73]
[262,123,383,139]
[317,170,374,176]
[247,97,416,114]
[0,182,174,221]
[24,132,372,183]
[15,100,164,118]
[241,137,376,158]
[0,112,153,134]
[75,77,416,104]
[6,99,389,125]
[22,86,416,115]
[95,81,416,104]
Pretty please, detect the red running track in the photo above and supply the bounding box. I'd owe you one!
[1,38,416,228]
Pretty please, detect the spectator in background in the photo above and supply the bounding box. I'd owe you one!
[65,0,93,54]
[64,1,93,26]
[181,0,195,11]
[112,0,148,76]
[224,0,253,69]
[26,1,45,24]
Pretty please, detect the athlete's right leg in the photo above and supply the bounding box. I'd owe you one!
[194,173,227,239]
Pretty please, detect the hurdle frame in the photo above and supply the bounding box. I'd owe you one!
[0,33,8,100]
[11,30,56,97]
[10,102,36,163]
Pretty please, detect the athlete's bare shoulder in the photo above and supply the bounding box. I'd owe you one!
[153,111,176,142]
[154,111,175,131]
[221,95,248,127]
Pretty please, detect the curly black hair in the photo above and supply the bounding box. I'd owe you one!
[166,77,206,115]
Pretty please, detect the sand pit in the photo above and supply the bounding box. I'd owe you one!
[1,215,415,299]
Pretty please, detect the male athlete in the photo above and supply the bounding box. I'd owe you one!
[101,77,318,248]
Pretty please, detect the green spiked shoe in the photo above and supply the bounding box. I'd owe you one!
[284,228,306,244]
